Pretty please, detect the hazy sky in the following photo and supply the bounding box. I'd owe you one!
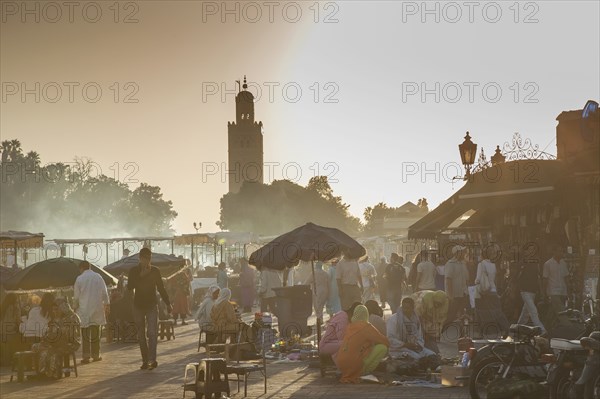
[1,0,599,236]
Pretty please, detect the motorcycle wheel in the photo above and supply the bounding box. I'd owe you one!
[551,373,573,399]
[469,357,509,399]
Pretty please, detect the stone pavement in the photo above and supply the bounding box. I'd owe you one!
[0,316,470,399]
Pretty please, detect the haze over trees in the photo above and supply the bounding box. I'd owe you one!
[217,176,362,236]
[0,139,178,238]
[1,140,429,239]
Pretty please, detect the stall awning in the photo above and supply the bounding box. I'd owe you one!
[173,233,214,246]
[0,231,45,249]
[408,160,566,239]
[49,236,175,246]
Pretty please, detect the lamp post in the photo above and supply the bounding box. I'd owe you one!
[490,145,506,166]
[458,131,478,180]
[192,222,202,267]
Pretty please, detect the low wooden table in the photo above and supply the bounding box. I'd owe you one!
[226,362,266,397]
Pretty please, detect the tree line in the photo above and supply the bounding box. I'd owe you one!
[217,175,429,236]
[0,139,177,238]
[1,139,428,238]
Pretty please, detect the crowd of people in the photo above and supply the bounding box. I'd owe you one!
[0,243,577,384]
[312,244,576,383]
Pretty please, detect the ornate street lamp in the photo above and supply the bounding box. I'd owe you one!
[491,145,506,166]
[459,131,478,179]
[193,222,202,233]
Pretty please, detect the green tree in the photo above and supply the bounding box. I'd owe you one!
[0,140,178,238]
[217,177,361,236]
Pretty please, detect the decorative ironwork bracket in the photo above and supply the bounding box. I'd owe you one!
[502,132,556,161]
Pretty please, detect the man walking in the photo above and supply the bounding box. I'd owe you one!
[74,261,110,364]
[416,250,436,292]
[128,248,172,370]
[543,247,569,326]
[336,254,364,311]
[258,268,282,312]
[385,253,406,313]
[517,261,546,335]
[376,257,389,309]
[359,256,377,302]
[443,245,469,332]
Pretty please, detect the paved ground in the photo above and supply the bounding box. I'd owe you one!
[0,311,470,399]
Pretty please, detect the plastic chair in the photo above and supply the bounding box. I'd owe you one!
[182,358,230,399]
[159,320,176,340]
[10,351,37,382]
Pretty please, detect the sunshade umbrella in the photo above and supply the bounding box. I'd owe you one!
[104,252,186,277]
[249,222,365,270]
[249,222,366,345]
[3,257,118,290]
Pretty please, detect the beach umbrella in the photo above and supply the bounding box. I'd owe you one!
[249,222,365,345]
[104,252,186,277]
[3,257,117,290]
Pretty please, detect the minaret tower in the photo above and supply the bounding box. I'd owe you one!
[227,76,264,193]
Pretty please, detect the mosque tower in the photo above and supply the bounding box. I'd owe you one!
[227,75,264,193]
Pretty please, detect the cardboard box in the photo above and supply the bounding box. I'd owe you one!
[441,365,471,387]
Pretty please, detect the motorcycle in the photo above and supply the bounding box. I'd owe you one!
[469,295,599,399]
[468,324,550,399]
[547,296,600,399]
[546,331,600,399]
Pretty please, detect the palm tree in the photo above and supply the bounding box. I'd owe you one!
[0,139,23,163]
[25,151,41,168]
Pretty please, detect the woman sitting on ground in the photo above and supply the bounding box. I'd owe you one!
[335,305,389,383]
[319,301,362,356]
[32,298,81,379]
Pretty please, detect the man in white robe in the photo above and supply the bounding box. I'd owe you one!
[386,297,436,361]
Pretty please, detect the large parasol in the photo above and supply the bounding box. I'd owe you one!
[249,222,365,270]
[249,222,365,345]
[3,257,118,290]
[104,252,186,277]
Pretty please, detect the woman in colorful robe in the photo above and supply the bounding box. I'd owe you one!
[334,305,389,383]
